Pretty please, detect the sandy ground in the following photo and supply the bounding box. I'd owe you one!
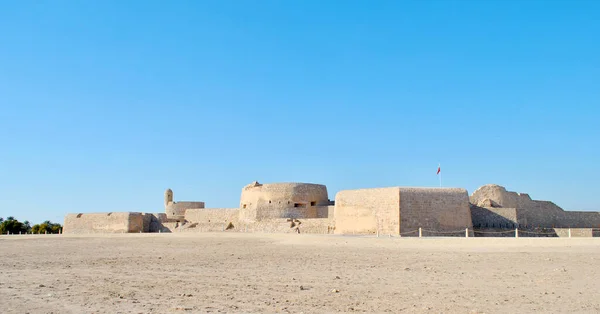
[1,233,599,314]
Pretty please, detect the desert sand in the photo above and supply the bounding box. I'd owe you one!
[1,233,599,313]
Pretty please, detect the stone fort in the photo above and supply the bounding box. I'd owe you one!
[63,182,600,237]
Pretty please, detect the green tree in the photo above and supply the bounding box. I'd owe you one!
[0,217,30,234]
[31,220,62,234]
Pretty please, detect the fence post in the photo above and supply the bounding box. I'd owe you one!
[418,227,422,238]
[568,228,571,238]
[376,229,379,237]
[465,228,469,238]
[515,228,519,238]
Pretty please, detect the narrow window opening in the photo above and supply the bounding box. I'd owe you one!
[310,201,316,206]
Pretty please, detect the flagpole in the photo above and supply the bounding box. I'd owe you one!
[439,163,442,188]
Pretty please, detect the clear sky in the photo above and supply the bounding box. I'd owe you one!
[1,0,598,224]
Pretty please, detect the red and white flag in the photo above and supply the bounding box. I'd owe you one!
[437,164,441,175]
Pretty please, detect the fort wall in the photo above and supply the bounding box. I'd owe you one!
[166,202,205,219]
[185,208,240,225]
[470,206,518,228]
[244,218,334,234]
[399,187,472,234]
[471,184,600,229]
[553,228,597,237]
[63,212,145,234]
[334,187,400,235]
[61,182,599,236]
[239,182,329,222]
[316,205,335,219]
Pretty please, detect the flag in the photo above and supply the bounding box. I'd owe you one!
[437,165,441,175]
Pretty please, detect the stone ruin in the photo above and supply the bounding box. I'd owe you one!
[62,182,600,237]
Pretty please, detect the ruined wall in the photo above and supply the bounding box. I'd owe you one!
[334,187,400,235]
[239,182,329,222]
[470,205,518,228]
[399,187,473,234]
[244,218,334,234]
[470,184,534,209]
[471,184,600,228]
[554,211,600,228]
[142,213,168,232]
[63,212,145,234]
[163,188,205,219]
[185,208,239,225]
[553,228,596,237]
[166,202,205,219]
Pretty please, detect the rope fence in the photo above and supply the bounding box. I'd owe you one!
[2,226,595,238]
[374,227,594,238]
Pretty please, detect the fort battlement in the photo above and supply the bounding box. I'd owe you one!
[62,182,600,237]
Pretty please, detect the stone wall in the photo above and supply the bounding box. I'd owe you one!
[185,208,240,226]
[553,228,596,237]
[142,213,168,232]
[334,187,472,236]
[334,187,400,235]
[316,205,335,219]
[470,184,533,209]
[471,184,600,229]
[470,205,518,228]
[399,187,472,234]
[239,182,329,222]
[166,201,205,219]
[63,212,145,234]
[243,218,334,234]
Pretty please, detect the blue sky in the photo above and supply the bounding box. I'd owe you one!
[1,0,598,224]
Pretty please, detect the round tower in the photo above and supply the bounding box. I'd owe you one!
[239,182,329,222]
[164,188,173,209]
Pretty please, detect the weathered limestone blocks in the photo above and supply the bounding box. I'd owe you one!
[62,181,599,236]
[185,208,239,231]
[334,187,472,235]
[164,188,205,219]
[470,184,600,229]
[470,184,534,209]
[399,187,473,234]
[334,187,400,235]
[470,205,518,228]
[239,182,330,222]
[63,212,145,234]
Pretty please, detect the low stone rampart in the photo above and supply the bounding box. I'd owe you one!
[471,206,518,228]
[166,201,205,218]
[63,212,145,234]
[184,208,240,231]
